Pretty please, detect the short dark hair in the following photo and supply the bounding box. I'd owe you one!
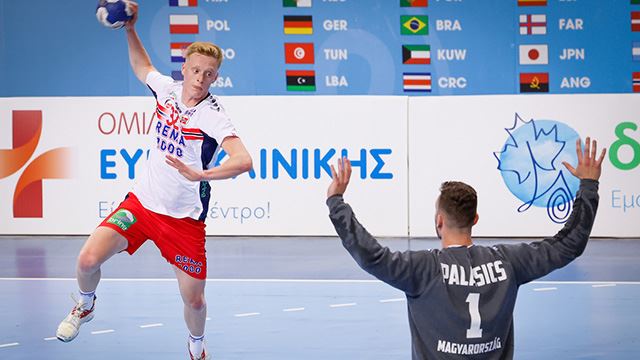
[437,181,477,229]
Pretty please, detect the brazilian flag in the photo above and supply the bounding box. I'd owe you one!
[401,15,428,35]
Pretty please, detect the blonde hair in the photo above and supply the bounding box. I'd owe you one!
[184,42,223,67]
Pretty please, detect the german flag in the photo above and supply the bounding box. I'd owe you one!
[284,15,313,35]
[520,73,549,93]
[286,70,316,91]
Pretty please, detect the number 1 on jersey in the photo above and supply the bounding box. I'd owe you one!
[466,293,482,339]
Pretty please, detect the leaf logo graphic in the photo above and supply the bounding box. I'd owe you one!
[494,114,581,224]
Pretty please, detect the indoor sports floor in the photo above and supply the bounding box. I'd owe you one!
[0,236,639,359]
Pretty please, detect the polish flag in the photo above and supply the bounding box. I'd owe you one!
[170,15,199,34]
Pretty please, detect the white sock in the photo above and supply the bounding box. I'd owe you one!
[78,290,95,310]
[189,333,205,356]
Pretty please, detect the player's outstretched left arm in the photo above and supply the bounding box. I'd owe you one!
[165,136,252,181]
[496,137,605,285]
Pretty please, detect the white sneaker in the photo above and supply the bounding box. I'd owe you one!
[188,341,211,360]
[56,294,96,342]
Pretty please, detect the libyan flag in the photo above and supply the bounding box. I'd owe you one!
[286,70,316,91]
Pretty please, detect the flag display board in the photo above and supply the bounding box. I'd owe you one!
[1,0,639,96]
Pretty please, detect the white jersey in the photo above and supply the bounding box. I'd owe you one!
[132,71,238,220]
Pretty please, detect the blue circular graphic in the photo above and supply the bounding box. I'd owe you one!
[497,119,581,223]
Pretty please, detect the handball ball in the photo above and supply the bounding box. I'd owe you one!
[96,0,133,29]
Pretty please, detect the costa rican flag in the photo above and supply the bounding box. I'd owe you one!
[170,15,199,34]
[182,127,204,141]
[169,0,197,6]
[403,72,431,92]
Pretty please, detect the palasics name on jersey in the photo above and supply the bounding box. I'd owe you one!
[440,260,507,287]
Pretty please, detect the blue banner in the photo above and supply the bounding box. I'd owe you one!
[1,0,638,96]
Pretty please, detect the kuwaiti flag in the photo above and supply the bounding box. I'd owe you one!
[171,42,192,62]
[169,0,197,6]
[402,45,430,64]
[519,44,548,65]
[403,72,431,92]
[170,14,199,34]
[283,0,312,7]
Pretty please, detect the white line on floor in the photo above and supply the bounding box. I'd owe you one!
[0,343,19,348]
[533,287,558,292]
[1,278,639,285]
[91,329,115,335]
[234,312,260,317]
[592,283,616,288]
[43,337,57,341]
[283,307,305,312]
[380,298,405,303]
[139,323,163,328]
[330,303,357,308]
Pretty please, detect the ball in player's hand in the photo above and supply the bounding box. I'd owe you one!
[96,0,133,29]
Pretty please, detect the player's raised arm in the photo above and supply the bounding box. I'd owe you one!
[327,158,435,296]
[496,137,605,285]
[123,2,156,83]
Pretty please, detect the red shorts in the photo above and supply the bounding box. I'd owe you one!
[99,193,207,279]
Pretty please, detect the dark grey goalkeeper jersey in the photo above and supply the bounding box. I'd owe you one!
[327,179,599,360]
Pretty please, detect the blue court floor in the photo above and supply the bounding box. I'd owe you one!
[0,237,639,359]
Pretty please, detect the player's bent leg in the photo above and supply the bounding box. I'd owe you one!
[56,226,128,343]
[174,266,210,360]
[76,226,129,291]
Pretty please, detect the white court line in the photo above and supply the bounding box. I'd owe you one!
[91,329,115,335]
[139,323,163,328]
[330,303,357,308]
[592,283,616,288]
[0,278,380,283]
[533,287,557,292]
[0,342,19,348]
[235,312,260,317]
[380,298,405,303]
[0,278,639,285]
[43,337,57,341]
[532,281,640,285]
[283,307,305,312]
